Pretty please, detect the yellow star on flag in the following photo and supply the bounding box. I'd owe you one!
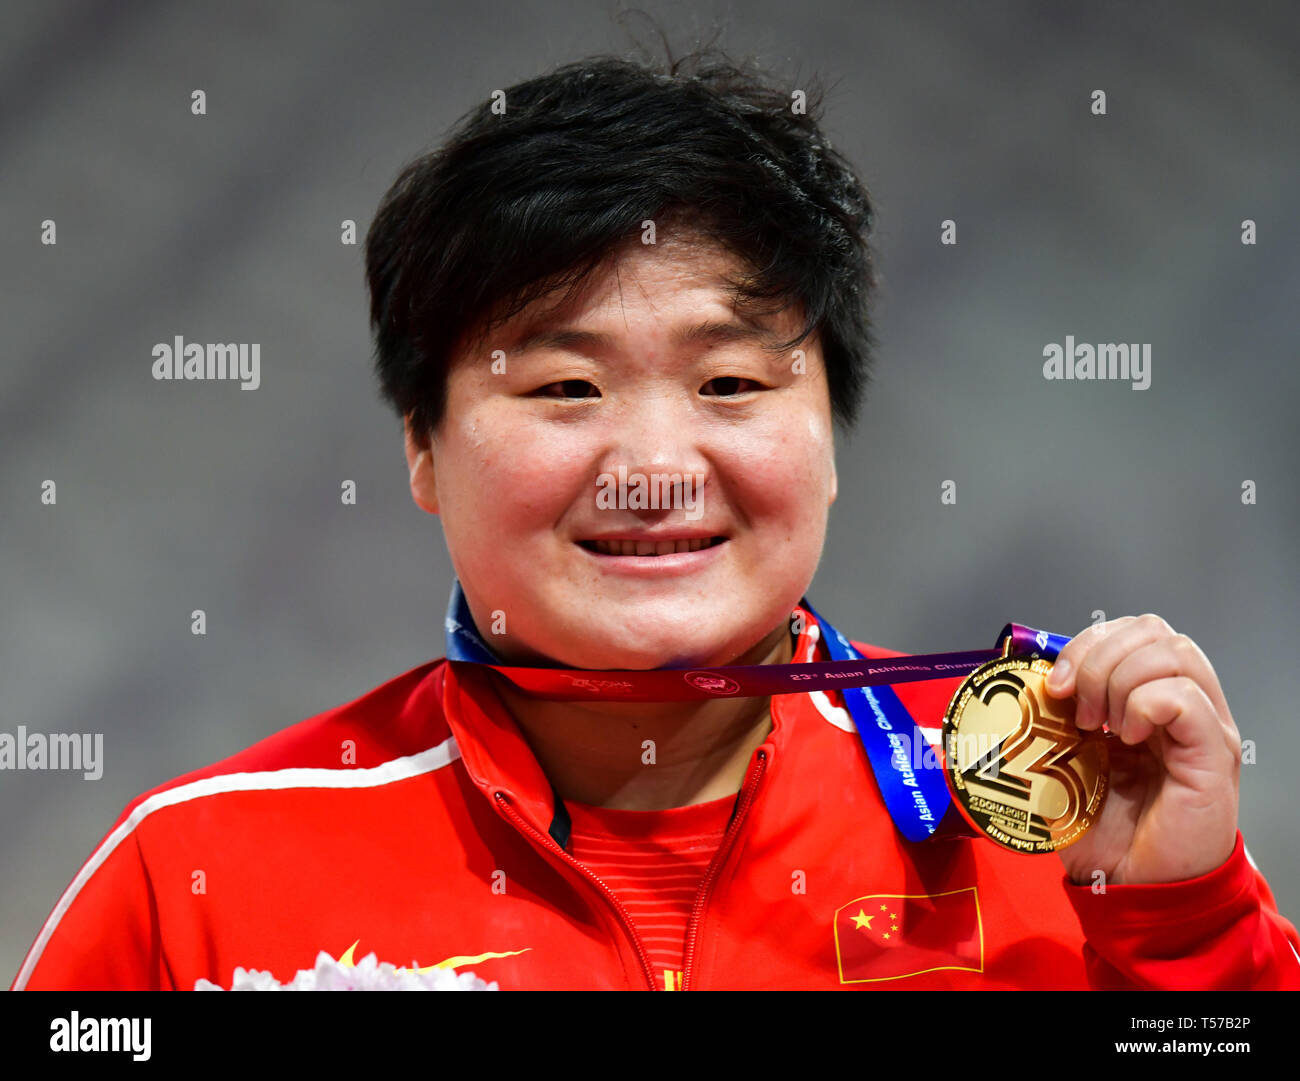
[851,909,874,930]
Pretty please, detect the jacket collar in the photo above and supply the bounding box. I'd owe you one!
[437,603,827,842]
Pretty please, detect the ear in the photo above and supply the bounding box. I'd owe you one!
[828,454,838,507]
[403,415,440,515]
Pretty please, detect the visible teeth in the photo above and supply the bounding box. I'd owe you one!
[588,537,720,556]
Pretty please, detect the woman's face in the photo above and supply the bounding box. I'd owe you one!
[407,233,838,669]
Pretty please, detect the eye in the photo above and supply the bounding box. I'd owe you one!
[533,379,601,399]
[700,376,762,396]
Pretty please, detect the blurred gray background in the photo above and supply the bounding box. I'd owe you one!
[3,0,1297,982]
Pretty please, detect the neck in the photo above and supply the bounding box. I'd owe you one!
[491,622,794,811]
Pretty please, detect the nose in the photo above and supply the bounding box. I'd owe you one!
[598,393,710,519]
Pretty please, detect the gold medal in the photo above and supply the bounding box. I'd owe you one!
[941,647,1108,853]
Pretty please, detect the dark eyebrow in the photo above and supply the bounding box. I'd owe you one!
[510,317,784,357]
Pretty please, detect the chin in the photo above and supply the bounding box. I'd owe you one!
[553,636,695,670]
[552,616,754,670]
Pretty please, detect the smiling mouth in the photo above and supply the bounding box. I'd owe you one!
[578,537,727,557]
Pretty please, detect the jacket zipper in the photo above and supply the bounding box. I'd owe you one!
[494,792,658,990]
[680,748,769,991]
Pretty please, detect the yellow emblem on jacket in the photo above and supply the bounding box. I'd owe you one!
[335,940,531,973]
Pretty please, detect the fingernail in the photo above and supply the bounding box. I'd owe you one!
[1048,658,1071,689]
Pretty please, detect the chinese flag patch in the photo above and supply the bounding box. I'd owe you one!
[833,887,983,983]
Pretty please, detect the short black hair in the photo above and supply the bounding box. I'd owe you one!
[365,41,876,443]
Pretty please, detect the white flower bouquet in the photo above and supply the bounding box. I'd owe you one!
[195,948,497,991]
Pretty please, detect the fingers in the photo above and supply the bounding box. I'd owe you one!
[1043,613,1239,755]
[1101,633,1235,742]
[1045,614,1155,713]
[1111,675,1211,746]
[1042,615,1243,884]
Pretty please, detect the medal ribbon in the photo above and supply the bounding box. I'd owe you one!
[444,580,1070,842]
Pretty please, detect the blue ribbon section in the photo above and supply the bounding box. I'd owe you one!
[445,579,504,664]
[997,623,1070,661]
[799,598,951,842]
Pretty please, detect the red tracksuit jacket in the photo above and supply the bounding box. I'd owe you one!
[13,615,1300,990]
